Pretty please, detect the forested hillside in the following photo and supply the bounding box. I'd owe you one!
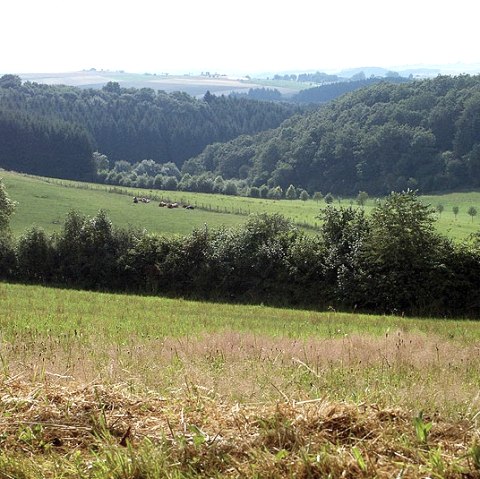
[3,73,480,196]
[0,108,93,180]
[186,75,480,195]
[0,75,299,180]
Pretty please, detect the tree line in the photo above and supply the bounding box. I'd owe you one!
[5,73,480,199]
[1,181,479,317]
[0,107,94,181]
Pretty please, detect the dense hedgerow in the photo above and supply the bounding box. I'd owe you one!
[1,180,479,316]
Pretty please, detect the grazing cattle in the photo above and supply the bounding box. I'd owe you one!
[159,201,167,207]
[133,196,138,203]
[185,205,195,210]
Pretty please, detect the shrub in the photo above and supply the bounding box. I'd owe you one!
[249,186,260,198]
[356,191,369,206]
[285,184,297,200]
[0,179,15,233]
[324,192,334,204]
[0,179,16,279]
[299,189,309,201]
[224,181,238,196]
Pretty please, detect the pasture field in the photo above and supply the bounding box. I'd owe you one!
[1,282,480,477]
[1,171,245,236]
[2,170,480,240]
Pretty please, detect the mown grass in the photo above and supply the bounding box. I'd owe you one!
[1,378,479,478]
[422,191,480,238]
[248,77,313,91]
[3,170,480,240]
[2,282,480,343]
[1,282,480,477]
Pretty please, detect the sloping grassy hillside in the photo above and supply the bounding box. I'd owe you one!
[2,170,480,240]
[1,171,245,236]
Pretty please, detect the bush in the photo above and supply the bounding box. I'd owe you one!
[0,179,15,233]
[153,175,163,189]
[324,192,334,204]
[356,191,369,206]
[224,181,238,196]
[299,189,309,201]
[204,214,295,301]
[318,206,369,304]
[0,235,16,279]
[163,176,178,190]
[0,179,16,279]
[259,185,269,198]
[285,184,297,200]
[267,186,283,199]
[249,186,260,198]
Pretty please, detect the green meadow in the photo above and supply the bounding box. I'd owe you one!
[3,170,480,240]
[3,282,480,343]
[1,272,480,477]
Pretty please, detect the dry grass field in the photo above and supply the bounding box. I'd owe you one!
[1,283,480,477]
[1,376,479,478]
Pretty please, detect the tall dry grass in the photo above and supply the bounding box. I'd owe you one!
[2,329,479,418]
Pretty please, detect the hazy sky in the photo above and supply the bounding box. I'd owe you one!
[2,0,478,75]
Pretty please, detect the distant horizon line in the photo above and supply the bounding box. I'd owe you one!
[3,61,480,78]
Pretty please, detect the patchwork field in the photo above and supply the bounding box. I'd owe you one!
[1,282,480,477]
[2,170,480,241]
[18,71,306,97]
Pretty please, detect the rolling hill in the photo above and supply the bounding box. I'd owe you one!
[18,70,304,97]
